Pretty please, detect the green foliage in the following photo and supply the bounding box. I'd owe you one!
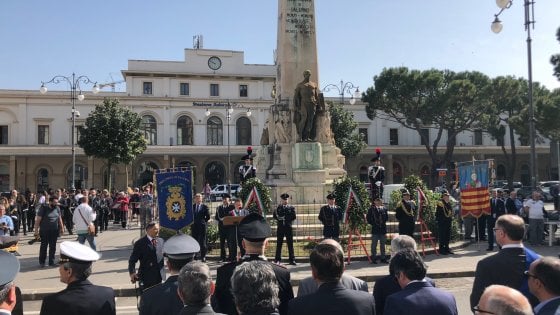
[159,225,190,241]
[238,178,272,214]
[332,176,370,231]
[552,27,560,82]
[206,224,219,248]
[328,102,367,158]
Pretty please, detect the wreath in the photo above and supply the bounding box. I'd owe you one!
[332,176,370,231]
[238,177,272,214]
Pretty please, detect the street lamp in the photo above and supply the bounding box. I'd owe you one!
[491,0,537,190]
[40,73,99,190]
[321,80,360,105]
[205,101,251,195]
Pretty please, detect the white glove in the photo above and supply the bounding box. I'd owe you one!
[375,181,381,187]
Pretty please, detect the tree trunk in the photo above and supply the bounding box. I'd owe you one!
[107,162,113,192]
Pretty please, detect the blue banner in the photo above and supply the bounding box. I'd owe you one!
[458,161,489,190]
[155,169,193,230]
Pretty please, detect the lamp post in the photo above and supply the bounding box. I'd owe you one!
[321,80,360,105]
[491,0,537,190]
[40,73,99,190]
[205,101,251,195]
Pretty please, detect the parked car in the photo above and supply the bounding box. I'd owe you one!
[516,186,553,202]
[209,184,241,201]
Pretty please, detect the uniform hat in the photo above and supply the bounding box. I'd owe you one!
[441,189,450,196]
[241,146,254,161]
[401,189,410,196]
[371,147,382,162]
[0,250,19,287]
[59,241,100,264]
[326,193,335,200]
[280,193,290,200]
[222,193,231,199]
[163,233,200,261]
[238,212,271,242]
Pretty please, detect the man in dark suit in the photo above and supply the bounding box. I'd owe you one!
[212,213,294,315]
[215,194,234,263]
[128,222,165,292]
[436,190,454,255]
[40,241,116,315]
[384,248,457,315]
[178,261,224,315]
[487,189,506,251]
[287,243,374,315]
[192,193,210,262]
[470,214,540,309]
[477,285,533,315]
[318,194,343,241]
[273,193,297,265]
[139,233,200,315]
[528,257,560,315]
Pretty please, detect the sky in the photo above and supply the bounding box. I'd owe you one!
[1,1,559,97]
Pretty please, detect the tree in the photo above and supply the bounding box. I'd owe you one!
[78,98,147,191]
[551,27,560,81]
[535,88,560,154]
[363,67,493,187]
[328,101,367,158]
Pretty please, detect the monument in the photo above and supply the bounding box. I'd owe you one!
[257,0,346,204]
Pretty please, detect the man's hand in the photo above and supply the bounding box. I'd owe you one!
[130,273,139,283]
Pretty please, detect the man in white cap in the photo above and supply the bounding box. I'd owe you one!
[40,241,116,315]
[139,233,200,315]
[0,250,20,315]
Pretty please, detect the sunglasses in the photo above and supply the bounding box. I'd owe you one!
[471,305,495,314]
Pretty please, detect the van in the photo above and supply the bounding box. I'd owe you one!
[382,184,405,203]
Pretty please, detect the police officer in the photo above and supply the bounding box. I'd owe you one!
[274,193,297,265]
[368,149,385,200]
[239,147,256,184]
[40,241,116,315]
[395,189,416,237]
[213,213,294,315]
[139,233,200,315]
[436,190,454,255]
[318,193,343,241]
[214,194,234,263]
[0,249,21,315]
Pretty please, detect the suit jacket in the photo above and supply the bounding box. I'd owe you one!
[297,274,368,297]
[470,247,539,308]
[179,304,224,315]
[505,197,519,215]
[193,203,211,227]
[384,281,457,315]
[40,279,116,315]
[374,275,436,315]
[212,255,294,315]
[490,198,506,219]
[288,281,374,315]
[128,235,165,289]
[139,275,182,315]
[536,297,560,315]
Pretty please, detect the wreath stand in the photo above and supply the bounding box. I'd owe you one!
[419,218,439,257]
[346,228,371,264]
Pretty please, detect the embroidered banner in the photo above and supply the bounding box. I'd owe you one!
[155,168,193,230]
[458,161,490,218]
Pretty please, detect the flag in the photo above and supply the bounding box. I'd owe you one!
[416,187,427,218]
[343,186,363,224]
[155,169,193,230]
[243,186,265,214]
[458,161,490,218]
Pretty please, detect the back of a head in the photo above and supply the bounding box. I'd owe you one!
[389,248,426,281]
[483,285,533,315]
[533,257,560,296]
[496,215,525,241]
[319,239,344,257]
[391,235,417,253]
[177,261,212,306]
[310,243,344,283]
[231,261,279,314]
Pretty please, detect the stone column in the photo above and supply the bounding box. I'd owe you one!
[385,154,394,184]
[9,156,16,190]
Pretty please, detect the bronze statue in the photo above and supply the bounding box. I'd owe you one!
[293,70,319,142]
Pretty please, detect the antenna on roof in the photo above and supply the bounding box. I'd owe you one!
[193,35,203,49]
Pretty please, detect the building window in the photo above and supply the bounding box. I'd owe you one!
[239,85,248,97]
[420,128,430,146]
[0,164,8,191]
[72,125,84,145]
[497,134,505,147]
[389,128,399,145]
[177,115,193,145]
[38,125,49,145]
[393,162,403,183]
[136,161,158,187]
[179,83,190,96]
[143,82,153,95]
[67,164,87,190]
[142,115,157,145]
[210,84,219,97]
[236,117,251,145]
[0,126,7,144]
[358,128,368,144]
[474,130,483,145]
[207,116,223,145]
[37,168,49,192]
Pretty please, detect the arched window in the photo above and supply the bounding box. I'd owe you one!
[236,117,251,145]
[205,162,225,186]
[37,168,49,192]
[177,115,193,145]
[207,116,223,145]
[142,115,157,145]
[67,164,87,190]
[177,160,196,188]
[137,161,159,188]
[393,162,403,184]
[0,164,8,191]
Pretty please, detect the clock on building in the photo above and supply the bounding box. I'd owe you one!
[208,56,222,70]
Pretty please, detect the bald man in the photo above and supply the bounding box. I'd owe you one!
[476,285,532,315]
[527,257,560,315]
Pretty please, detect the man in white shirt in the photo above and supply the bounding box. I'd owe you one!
[72,196,97,250]
[524,191,545,246]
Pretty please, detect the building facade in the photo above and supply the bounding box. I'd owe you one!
[0,48,554,193]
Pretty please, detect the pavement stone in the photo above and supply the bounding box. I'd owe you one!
[14,220,560,301]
